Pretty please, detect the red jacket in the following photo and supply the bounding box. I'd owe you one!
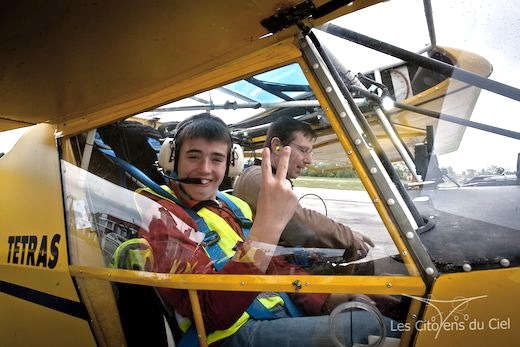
[137,185,328,337]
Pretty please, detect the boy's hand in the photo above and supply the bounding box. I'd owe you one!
[249,147,297,244]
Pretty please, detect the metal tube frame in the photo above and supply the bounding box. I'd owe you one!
[299,34,438,283]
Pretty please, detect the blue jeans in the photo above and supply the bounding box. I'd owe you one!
[220,307,401,347]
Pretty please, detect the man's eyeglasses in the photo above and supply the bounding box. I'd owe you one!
[289,142,313,157]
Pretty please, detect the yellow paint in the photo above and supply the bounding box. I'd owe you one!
[412,268,519,346]
[0,124,97,345]
[1,1,384,132]
[189,289,209,347]
[57,40,302,136]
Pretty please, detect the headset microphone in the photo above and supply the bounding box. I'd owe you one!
[155,163,205,184]
[172,177,205,184]
[161,172,206,184]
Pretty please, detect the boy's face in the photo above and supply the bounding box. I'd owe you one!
[177,137,228,201]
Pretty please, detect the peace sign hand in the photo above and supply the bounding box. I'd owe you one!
[248,146,297,245]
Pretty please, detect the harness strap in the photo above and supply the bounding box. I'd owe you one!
[103,152,181,205]
[138,184,230,270]
[102,152,236,270]
[133,187,250,271]
[216,191,253,233]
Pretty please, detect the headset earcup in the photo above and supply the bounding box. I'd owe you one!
[158,138,175,172]
[228,143,244,177]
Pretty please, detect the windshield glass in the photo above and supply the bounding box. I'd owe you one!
[316,0,520,272]
[62,62,407,278]
[405,90,520,272]
[138,63,313,125]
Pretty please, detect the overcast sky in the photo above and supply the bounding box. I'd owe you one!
[320,0,520,172]
[2,0,519,172]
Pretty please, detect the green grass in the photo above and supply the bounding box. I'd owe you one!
[292,176,365,190]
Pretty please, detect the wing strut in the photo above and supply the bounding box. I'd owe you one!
[317,24,520,102]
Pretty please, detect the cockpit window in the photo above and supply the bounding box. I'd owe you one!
[61,63,407,278]
[346,35,520,272]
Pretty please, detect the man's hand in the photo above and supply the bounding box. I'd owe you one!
[352,230,374,258]
[248,147,297,245]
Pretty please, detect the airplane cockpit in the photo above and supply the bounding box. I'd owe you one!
[59,60,417,345]
[1,1,518,346]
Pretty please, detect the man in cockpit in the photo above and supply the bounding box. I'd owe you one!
[233,116,374,258]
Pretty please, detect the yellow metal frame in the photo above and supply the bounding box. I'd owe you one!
[298,55,421,278]
[0,125,99,346]
[0,29,429,347]
[70,266,425,295]
[70,267,426,347]
[299,51,425,347]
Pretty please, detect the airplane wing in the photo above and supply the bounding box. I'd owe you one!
[0,0,382,133]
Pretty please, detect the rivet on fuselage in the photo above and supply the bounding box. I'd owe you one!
[500,258,510,267]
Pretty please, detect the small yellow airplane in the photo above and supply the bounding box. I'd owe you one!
[1,1,518,346]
